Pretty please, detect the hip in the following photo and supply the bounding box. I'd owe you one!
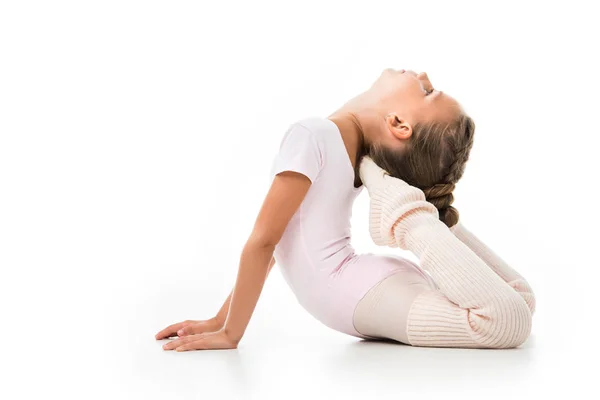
[290,252,437,337]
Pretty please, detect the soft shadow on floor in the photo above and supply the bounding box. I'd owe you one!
[318,333,537,385]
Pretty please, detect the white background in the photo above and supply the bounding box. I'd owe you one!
[1,0,598,398]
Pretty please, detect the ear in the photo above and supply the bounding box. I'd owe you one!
[385,113,412,140]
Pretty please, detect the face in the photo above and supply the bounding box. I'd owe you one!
[367,68,464,150]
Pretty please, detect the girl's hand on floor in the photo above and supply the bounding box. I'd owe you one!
[161,329,238,352]
[155,316,224,340]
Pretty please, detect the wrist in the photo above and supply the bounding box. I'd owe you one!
[222,325,243,345]
[213,313,227,328]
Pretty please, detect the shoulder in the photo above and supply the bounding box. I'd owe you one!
[271,117,331,183]
[293,117,334,139]
[284,117,334,148]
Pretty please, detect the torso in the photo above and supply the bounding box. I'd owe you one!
[268,117,363,313]
[268,116,434,338]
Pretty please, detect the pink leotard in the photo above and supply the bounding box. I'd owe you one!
[269,117,437,338]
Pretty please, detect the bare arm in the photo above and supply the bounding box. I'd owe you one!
[157,254,276,340]
[223,171,310,344]
[215,256,276,325]
[160,170,311,350]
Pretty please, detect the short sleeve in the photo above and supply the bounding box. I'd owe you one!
[270,123,324,183]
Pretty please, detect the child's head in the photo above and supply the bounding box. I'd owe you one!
[354,68,476,228]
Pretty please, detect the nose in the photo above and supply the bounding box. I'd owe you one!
[416,72,434,90]
[417,71,434,83]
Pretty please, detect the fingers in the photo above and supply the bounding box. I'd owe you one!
[156,319,221,340]
[177,325,195,336]
[177,321,216,337]
[175,338,209,352]
[161,331,238,352]
[155,320,194,340]
[155,322,186,340]
[162,334,205,350]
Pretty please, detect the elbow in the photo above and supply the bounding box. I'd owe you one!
[245,230,279,253]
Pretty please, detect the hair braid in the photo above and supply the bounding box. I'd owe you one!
[424,117,475,227]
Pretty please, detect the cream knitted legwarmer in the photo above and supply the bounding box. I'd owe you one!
[450,222,536,316]
[359,156,533,349]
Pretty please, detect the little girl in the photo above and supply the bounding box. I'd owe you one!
[155,68,536,350]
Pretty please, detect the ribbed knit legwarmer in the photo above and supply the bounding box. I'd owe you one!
[359,156,533,349]
[450,222,536,316]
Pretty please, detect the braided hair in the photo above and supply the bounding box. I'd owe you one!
[366,113,475,228]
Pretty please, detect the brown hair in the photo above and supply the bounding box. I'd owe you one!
[366,113,476,228]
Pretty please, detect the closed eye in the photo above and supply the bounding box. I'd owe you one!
[420,82,434,96]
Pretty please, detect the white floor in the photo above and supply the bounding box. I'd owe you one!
[2,268,594,400]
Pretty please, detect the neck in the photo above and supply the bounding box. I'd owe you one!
[327,110,371,167]
[327,109,373,187]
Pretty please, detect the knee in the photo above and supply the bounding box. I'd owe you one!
[508,278,537,316]
[476,293,533,349]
